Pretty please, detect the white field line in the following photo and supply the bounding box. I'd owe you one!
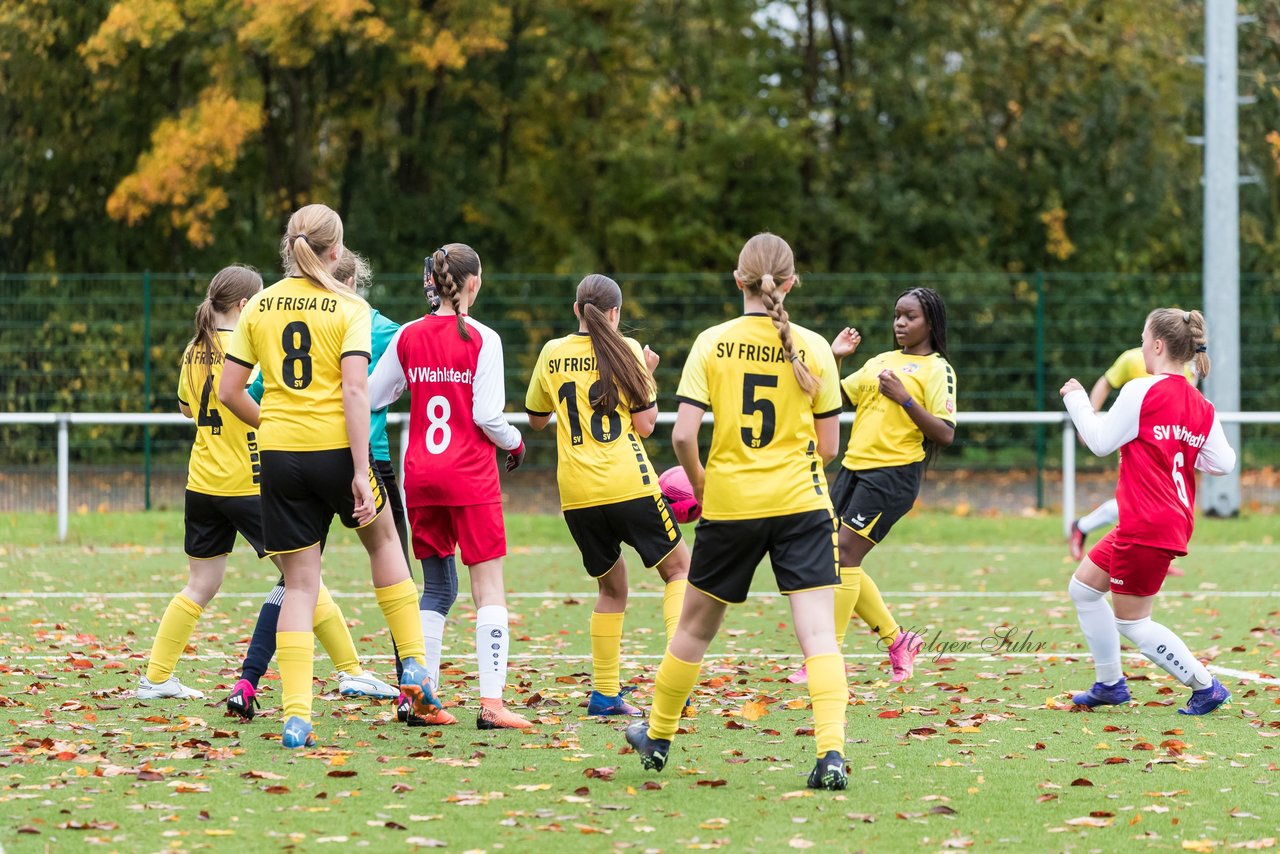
[1,589,1278,600]
[9,542,1280,555]
[4,650,1276,685]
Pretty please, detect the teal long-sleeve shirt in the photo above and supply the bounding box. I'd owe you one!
[248,308,401,462]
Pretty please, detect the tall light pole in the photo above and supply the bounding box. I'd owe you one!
[1201,0,1241,517]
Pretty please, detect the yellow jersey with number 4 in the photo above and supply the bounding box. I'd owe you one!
[525,332,659,510]
[676,314,842,521]
[177,330,259,496]
[840,349,956,470]
[225,277,371,452]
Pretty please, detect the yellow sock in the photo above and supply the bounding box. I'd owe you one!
[146,593,202,683]
[648,649,702,742]
[662,579,687,644]
[805,652,847,755]
[312,584,362,676]
[590,611,625,697]
[854,569,898,644]
[833,566,862,649]
[374,578,425,662]
[277,631,315,724]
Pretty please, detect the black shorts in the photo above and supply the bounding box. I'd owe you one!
[184,490,267,560]
[829,463,923,544]
[260,449,386,554]
[373,458,410,564]
[563,494,683,577]
[687,509,839,604]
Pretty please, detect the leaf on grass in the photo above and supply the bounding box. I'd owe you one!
[1132,742,1155,751]
[263,785,290,794]
[696,779,728,788]
[642,781,663,791]
[878,710,902,719]
[725,720,746,730]
[794,727,814,737]
[515,784,551,792]
[1070,778,1094,787]
[846,813,875,823]
[1037,794,1058,803]
[740,700,769,721]
[941,838,974,849]
[1181,841,1219,852]
[788,838,815,850]
[930,805,958,815]
[136,769,165,781]
[327,770,357,778]
[404,839,447,848]
[584,767,616,781]
[1103,757,1130,765]
[241,770,286,780]
[1227,840,1277,850]
[1065,816,1114,827]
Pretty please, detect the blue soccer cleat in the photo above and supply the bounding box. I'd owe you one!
[807,750,848,791]
[281,716,315,749]
[1071,678,1131,708]
[398,658,443,717]
[625,721,670,772]
[587,686,643,717]
[1178,678,1231,716]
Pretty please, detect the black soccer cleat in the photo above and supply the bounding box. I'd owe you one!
[807,750,848,791]
[625,721,670,772]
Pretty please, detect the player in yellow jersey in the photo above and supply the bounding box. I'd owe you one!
[137,266,265,700]
[525,274,691,717]
[792,287,955,687]
[626,233,849,791]
[1069,347,1198,561]
[217,204,435,749]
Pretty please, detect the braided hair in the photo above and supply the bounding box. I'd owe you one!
[429,243,481,340]
[736,233,820,401]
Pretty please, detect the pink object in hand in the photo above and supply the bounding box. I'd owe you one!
[658,466,701,524]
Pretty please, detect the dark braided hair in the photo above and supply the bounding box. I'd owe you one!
[895,286,951,469]
[430,243,481,341]
[896,286,949,363]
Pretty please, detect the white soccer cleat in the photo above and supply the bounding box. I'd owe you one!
[338,671,399,699]
[137,675,205,700]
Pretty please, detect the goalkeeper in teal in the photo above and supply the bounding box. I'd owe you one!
[224,250,442,723]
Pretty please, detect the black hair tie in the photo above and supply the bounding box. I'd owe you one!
[1195,345,1207,353]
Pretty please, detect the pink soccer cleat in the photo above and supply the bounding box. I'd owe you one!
[887,631,924,683]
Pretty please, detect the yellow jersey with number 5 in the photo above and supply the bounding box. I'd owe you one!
[177,329,260,496]
[525,332,659,510]
[675,314,842,521]
[225,277,371,452]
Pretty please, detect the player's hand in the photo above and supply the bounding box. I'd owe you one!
[831,327,862,359]
[351,475,377,526]
[1060,378,1085,399]
[643,345,660,374]
[878,369,907,403]
[505,441,526,472]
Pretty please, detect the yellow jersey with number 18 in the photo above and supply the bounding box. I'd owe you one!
[225,277,371,452]
[177,329,259,496]
[675,314,842,521]
[525,332,659,510]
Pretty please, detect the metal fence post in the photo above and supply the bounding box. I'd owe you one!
[58,414,69,543]
[1034,272,1046,509]
[143,270,153,510]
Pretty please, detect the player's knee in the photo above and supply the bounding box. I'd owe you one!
[1068,576,1105,605]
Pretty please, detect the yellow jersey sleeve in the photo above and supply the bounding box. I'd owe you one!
[840,362,869,410]
[341,298,372,361]
[1103,348,1146,388]
[675,328,713,408]
[524,340,557,416]
[924,356,957,422]
[177,345,194,407]
[804,329,842,418]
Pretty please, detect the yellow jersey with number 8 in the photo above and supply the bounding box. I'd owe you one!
[225,277,371,452]
[675,314,842,521]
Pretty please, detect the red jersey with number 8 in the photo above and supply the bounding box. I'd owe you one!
[368,315,522,508]
[1064,374,1235,555]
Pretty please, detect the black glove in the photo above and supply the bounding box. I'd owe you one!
[505,441,526,472]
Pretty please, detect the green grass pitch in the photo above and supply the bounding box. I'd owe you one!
[0,510,1277,852]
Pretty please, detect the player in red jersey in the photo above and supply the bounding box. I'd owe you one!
[369,243,533,730]
[1060,308,1236,715]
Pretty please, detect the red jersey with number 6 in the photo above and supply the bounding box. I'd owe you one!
[1064,374,1235,554]
[368,314,522,508]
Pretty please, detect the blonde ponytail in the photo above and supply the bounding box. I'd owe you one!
[279,204,358,299]
[738,233,820,401]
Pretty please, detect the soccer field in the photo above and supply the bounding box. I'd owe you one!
[0,511,1277,852]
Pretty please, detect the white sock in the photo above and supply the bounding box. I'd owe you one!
[475,605,509,700]
[1068,578,1123,684]
[1078,499,1120,535]
[421,610,446,691]
[1115,617,1213,690]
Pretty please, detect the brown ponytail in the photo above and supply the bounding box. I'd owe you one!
[431,243,482,341]
[736,233,820,401]
[1146,307,1210,380]
[186,265,263,404]
[279,204,358,299]
[575,274,655,412]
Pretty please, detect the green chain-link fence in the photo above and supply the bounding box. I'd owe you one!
[3,272,1278,513]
